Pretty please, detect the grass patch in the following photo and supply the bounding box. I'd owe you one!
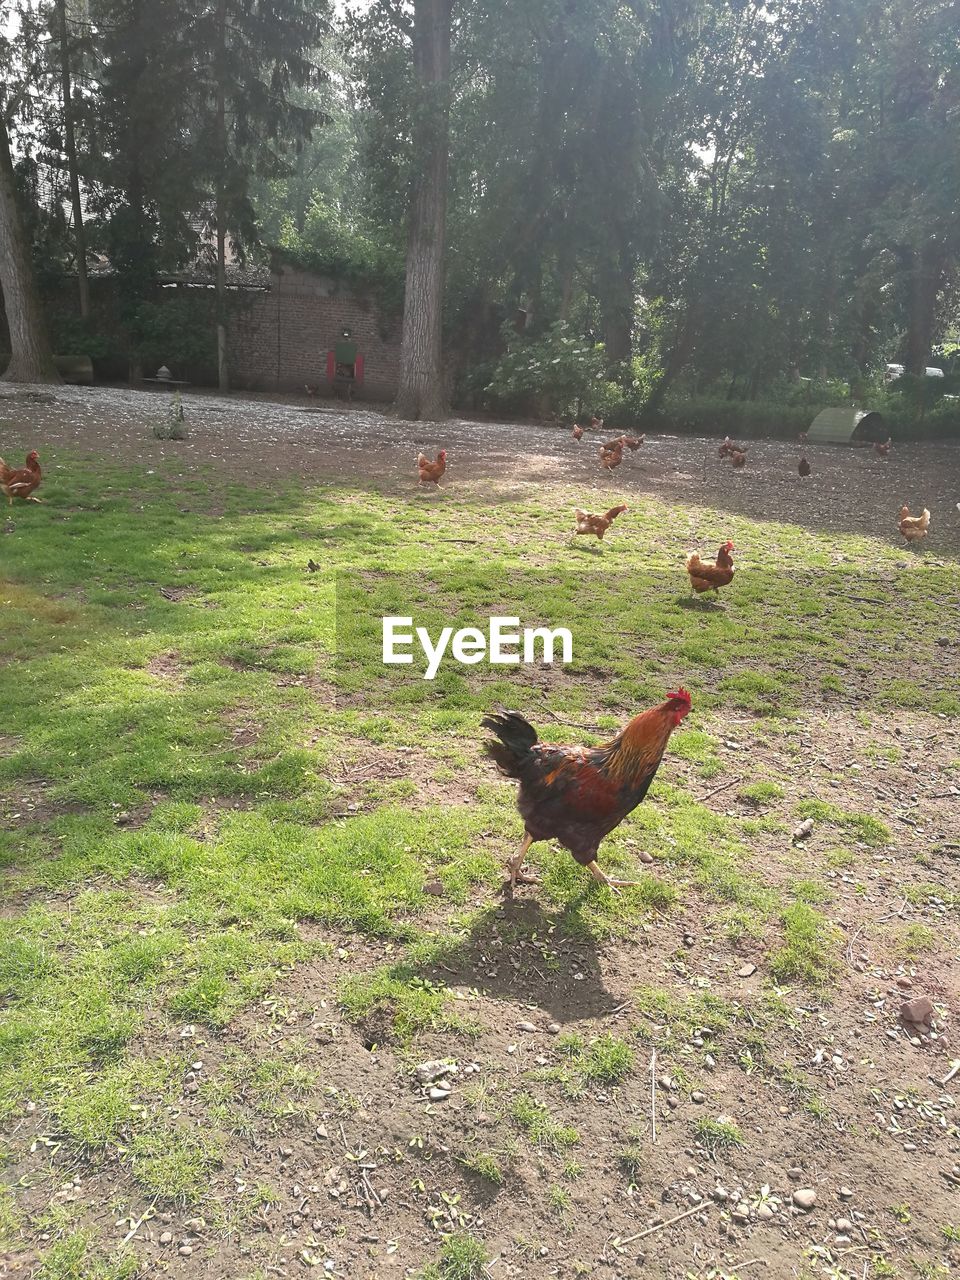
[892,923,938,960]
[694,1115,744,1156]
[737,780,785,807]
[510,1094,580,1151]
[769,902,840,986]
[420,1233,489,1280]
[794,799,891,847]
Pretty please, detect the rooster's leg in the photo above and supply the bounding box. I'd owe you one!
[585,861,639,891]
[506,833,535,889]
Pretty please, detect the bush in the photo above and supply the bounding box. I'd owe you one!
[48,313,113,361]
[133,299,215,374]
[648,396,817,439]
[482,321,612,419]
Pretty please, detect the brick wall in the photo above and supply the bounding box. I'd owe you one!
[228,264,401,401]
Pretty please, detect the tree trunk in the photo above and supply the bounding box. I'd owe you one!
[57,0,89,319]
[597,245,634,366]
[214,0,229,392]
[393,0,451,421]
[904,242,945,376]
[0,115,60,383]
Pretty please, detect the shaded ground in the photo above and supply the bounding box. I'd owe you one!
[3,382,959,547]
[0,385,959,1280]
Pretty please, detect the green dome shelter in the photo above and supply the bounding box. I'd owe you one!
[807,407,885,444]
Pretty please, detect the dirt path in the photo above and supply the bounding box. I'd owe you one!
[3,383,959,548]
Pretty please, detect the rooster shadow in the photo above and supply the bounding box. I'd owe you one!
[414,892,618,1024]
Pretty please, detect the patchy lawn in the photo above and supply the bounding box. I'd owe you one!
[1,386,959,1280]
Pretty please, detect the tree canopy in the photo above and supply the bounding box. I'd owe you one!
[1,0,957,414]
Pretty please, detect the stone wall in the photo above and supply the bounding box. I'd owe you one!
[228,264,400,400]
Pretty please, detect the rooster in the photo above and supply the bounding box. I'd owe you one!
[898,505,930,542]
[572,424,584,441]
[0,451,43,505]
[874,437,891,458]
[798,456,811,477]
[483,689,692,890]
[718,436,734,458]
[619,434,645,450]
[304,383,320,397]
[686,541,735,596]
[589,415,604,432]
[730,449,747,469]
[417,450,447,487]
[573,504,628,540]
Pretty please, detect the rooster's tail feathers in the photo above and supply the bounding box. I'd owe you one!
[685,552,702,572]
[482,710,539,775]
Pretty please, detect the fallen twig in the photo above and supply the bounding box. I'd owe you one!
[698,776,742,803]
[615,1201,706,1247]
[730,1261,768,1273]
[536,692,604,734]
[119,1195,158,1248]
[650,1048,657,1145]
[603,1000,632,1019]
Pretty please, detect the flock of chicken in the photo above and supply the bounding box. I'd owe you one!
[416,411,935,614]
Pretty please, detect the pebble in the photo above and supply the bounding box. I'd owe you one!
[838,1186,854,1200]
[836,1218,853,1233]
[737,963,756,978]
[900,995,934,1025]
[428,1087,451,1101]
[667,1095,679,1109]
[712,1186,728,1202]
[415,1059,458,1084]
[658,1074,673,1090]
[787,1167,803,1181]
[159,1232,173,1245]
[546,1022,561,1035]
[691,1091,706,1104]
[178,1246,193,1257]
[793,1189,817,1211]
[517,1021,537,1033]
[757,1203,775,1220]
[732,1203,750,1222]
[184,1218,204,1231]
[704,1054,716,1071]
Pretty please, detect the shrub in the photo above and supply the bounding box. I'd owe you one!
[482,321,612,418]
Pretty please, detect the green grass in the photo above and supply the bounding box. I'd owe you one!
[694,1115,744,1155]
[769,902,841,986]
[420,1232,489,1280]
[794,799,891,847]
[510,1094,580,1150]
[737,780,785,807]
[1,436,958,1274]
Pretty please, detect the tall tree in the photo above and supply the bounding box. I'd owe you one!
[0,115,60,383]
[393,0,453,420]
[190,0,328,391]
[53,0,90,318]
[0,4,60,384]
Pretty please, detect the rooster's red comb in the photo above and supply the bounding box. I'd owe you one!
[667,687,692,706]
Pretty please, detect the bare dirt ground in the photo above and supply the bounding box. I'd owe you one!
[3,383,959,549]
[2,385,960,1280]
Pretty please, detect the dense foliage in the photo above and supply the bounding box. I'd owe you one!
[1,0,958,427]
